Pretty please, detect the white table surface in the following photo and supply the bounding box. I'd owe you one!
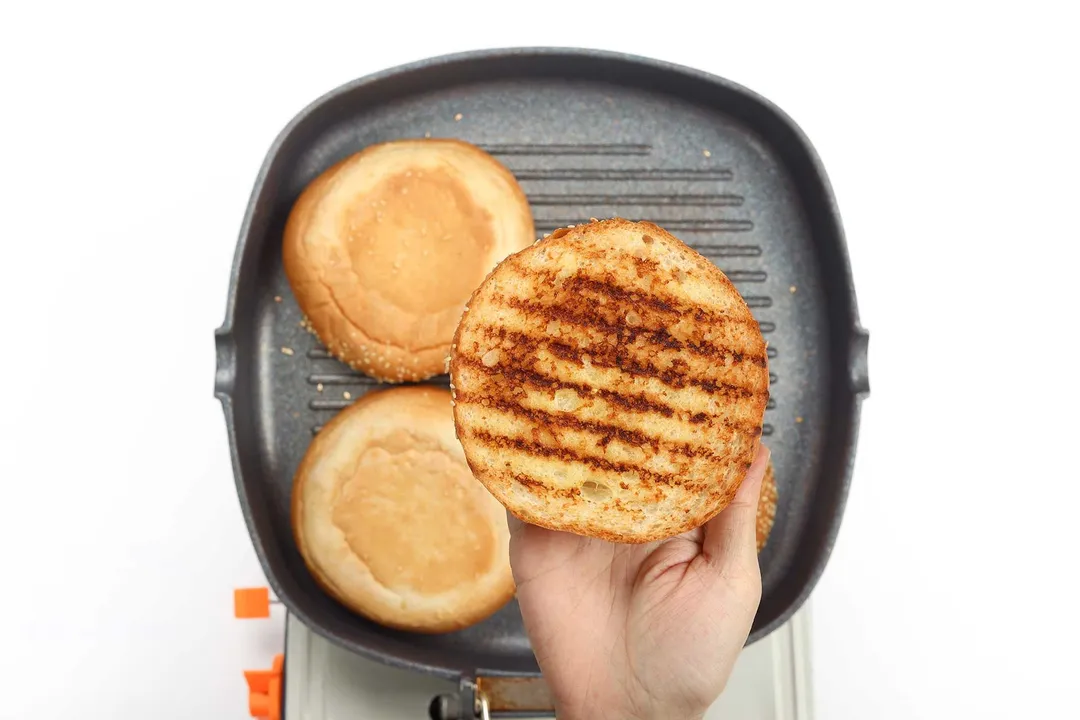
[2,2,1077,719]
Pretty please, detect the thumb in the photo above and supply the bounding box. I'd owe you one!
[505,509,524,537]
[702,444,770,569]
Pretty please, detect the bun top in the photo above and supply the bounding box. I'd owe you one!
[283,139,534,382]
[450,218,770,543]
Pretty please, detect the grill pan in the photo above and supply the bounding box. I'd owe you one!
[214,48,870,690]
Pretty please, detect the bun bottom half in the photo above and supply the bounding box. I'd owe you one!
[292,386,514,633]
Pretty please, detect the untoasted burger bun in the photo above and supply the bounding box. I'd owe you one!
[291,386,514,633]
[450,219,770,543]
[757,460,778,553]
[283,139,534,382]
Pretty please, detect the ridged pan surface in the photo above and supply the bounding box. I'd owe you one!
[215,48,870,679]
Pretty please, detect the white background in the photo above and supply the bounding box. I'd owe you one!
[1,2,1077,718]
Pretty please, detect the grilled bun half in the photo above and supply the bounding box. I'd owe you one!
[283,139,534,383]
[292,386,514,633]
[757,460,778,553]
[450,219,770,543]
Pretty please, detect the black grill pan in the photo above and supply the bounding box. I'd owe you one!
[214,48,870,682]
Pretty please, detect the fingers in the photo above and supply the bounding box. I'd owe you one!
[702,445,770,569]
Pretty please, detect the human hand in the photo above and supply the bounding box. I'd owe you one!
[510,445,770,720]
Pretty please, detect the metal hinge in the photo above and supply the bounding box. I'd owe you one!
[429,677,556,719]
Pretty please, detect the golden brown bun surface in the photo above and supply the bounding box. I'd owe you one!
[283,139,534,382]
[291,386,514,633]
[757,460,778,553]
[450,219,770,543]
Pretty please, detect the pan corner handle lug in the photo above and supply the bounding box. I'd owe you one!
[215,326,237,399]
[449,676,556,719]
[850,326,870,397]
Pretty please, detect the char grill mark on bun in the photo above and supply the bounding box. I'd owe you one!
[450,219,769,543]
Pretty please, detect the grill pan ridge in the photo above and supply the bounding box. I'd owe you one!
[215,47,870,680]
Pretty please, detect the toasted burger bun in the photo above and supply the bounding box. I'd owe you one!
[757,459,778,553]
[292,386,514,633]
[450,219,770,543]
[283,139,534,382]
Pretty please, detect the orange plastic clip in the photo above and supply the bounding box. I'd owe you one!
[234,587,271,619]
[244,654,283,720]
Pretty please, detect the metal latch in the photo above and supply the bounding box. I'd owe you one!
[429,677,556,719]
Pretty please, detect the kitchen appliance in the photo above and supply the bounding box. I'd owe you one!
[282,609,813,719]
[216,48,870,717]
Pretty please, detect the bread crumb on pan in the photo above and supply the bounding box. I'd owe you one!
[280,347,294,356]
